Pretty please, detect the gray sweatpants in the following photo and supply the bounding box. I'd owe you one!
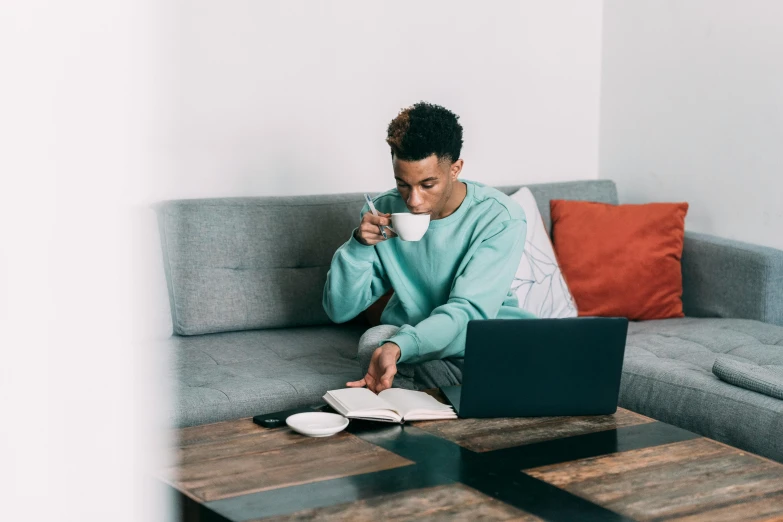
[358,325,464,390]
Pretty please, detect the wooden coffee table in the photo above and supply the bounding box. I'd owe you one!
[160,399,783,521]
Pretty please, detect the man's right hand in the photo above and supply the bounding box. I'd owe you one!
[354,211,397,246]
[347,342,401,393]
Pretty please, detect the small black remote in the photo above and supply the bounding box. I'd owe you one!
[252,404,329,429]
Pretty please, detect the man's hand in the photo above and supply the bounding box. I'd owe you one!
[347,342,401,393]
[354,211,397,246]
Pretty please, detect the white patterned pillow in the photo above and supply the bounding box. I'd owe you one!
[509,187,578,318]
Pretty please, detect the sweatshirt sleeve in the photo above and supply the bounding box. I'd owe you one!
[322,204,391,323]
[381,217,527,363]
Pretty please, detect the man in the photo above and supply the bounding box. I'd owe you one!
[322,101,535,393]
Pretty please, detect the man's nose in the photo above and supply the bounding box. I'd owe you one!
[407,189,424,207]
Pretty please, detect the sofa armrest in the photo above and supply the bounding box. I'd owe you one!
[682,232,783,326]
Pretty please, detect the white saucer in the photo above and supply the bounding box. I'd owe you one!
[286,412,349,437]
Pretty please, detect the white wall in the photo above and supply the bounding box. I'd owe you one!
[1,1,172,521]
[600,0,783,250]
[151,0,604,201]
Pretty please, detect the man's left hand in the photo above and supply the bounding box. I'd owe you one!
[347,342,401,393]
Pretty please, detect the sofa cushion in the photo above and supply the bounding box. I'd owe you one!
[509,187,578,318]
[155,195,366,335]
[620,317,783,462]
[163,323,367,427]
[550,200,689,320]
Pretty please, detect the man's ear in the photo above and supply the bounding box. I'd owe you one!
[450,159,464,180]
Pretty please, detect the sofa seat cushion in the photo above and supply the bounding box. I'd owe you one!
[621,317,783,462]
[164,323,366,427]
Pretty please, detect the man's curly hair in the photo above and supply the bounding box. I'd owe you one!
[386,101,464,164]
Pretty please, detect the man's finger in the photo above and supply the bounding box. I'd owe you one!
[379,366,396,390]
[367,214,392,227]
[367,213,388,225]
[346,378,366,388]
[357,236,381,247]
[376,378,392,393]
[368,230,387,241]
[359,226,386,243]
[364,372,378,393]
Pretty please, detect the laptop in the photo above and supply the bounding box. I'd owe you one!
[441,317,629,417]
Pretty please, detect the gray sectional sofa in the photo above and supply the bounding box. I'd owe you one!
[154,179,783,462]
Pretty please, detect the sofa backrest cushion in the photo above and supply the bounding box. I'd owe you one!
[156,180,618,335]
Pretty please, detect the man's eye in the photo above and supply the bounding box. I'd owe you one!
[422,185,434,189]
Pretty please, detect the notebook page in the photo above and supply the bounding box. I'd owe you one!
[326,388,400,415]
[323,394,400,422]
[378,389,454,419]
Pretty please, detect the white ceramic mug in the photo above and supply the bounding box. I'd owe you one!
[391,212,430,241]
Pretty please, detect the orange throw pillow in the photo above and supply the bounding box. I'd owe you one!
[550,200,689,321]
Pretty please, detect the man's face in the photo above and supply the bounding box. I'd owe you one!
[392,154,463,219]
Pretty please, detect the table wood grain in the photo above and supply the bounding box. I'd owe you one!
[161,418,412,502]
[526,437,783,521]
[414,407,654,452]
[253,483,543,522]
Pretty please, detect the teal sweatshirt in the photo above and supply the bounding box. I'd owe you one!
[322,179,536,364]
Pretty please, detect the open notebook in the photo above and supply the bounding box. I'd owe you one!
[323,388,457,423]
